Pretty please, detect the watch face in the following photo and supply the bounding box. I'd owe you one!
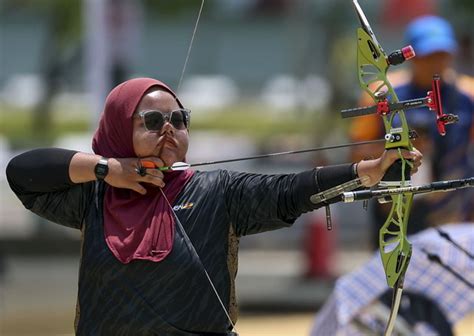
[95,159,109,180]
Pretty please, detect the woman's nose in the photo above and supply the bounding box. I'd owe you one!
[160,121,175,135]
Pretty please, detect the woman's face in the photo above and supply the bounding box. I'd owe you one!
[133,88,189,166]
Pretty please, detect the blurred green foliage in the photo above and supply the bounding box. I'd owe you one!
[1,104,333,148]
[191,106,327,142]
[0,107,87,148]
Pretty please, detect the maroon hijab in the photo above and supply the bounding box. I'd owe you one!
[92,78,194,264]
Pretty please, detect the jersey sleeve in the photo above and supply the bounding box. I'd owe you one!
[6,148,94,230]
[224,164,356,236]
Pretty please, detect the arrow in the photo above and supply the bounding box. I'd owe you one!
[138,138,386,172]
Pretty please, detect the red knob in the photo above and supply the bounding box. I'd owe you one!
[402,45,415,60]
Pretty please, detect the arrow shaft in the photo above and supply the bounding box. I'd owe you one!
[144,139,386,171]
[188,139,385,168]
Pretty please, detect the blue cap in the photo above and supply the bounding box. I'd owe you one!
[405,16,458,57]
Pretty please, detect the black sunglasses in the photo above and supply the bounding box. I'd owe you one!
[137,109,191,132]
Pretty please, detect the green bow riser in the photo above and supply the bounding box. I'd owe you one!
[356,27,413,288]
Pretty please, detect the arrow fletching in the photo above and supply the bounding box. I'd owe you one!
[139,160,191,172]
[164,162,191,171]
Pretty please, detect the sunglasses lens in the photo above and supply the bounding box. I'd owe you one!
[143,112,164,131]
[170,111,186,130]
[141,109,189,131]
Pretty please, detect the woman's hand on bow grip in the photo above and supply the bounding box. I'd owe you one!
[105,157,165,195]
[356,148,423,187]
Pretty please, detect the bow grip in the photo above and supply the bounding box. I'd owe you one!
[381,159,411,186]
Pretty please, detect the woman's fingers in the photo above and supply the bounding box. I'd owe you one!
[137,157,165,187]
[139,168,165,188]
[398,148,423,175]
[130,183,147,195]
[139,157,165,170]
[105,157,167,193]
[399,148,423,162]
[382,148,422,172]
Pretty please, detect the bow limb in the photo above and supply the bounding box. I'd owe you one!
[384,276,405,336]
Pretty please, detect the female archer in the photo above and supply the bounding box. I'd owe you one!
[6,77,421,335]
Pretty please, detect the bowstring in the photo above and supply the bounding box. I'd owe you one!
[159,189,237,331]
[177,0,205,92]
[169,0,238,332]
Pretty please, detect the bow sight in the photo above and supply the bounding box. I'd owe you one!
[341,75,459,137]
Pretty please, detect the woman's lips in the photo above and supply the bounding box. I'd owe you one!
[162,136,178,148]
[155,136,178,154]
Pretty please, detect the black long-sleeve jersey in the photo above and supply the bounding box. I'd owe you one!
[6,148,356,335]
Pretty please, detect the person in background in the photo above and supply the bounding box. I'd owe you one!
[6,77,421,335]
[349,15,474,248]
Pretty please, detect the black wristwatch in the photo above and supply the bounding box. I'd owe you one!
[94,157,109,180]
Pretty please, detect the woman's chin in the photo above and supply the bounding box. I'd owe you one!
[161,155,179,168]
